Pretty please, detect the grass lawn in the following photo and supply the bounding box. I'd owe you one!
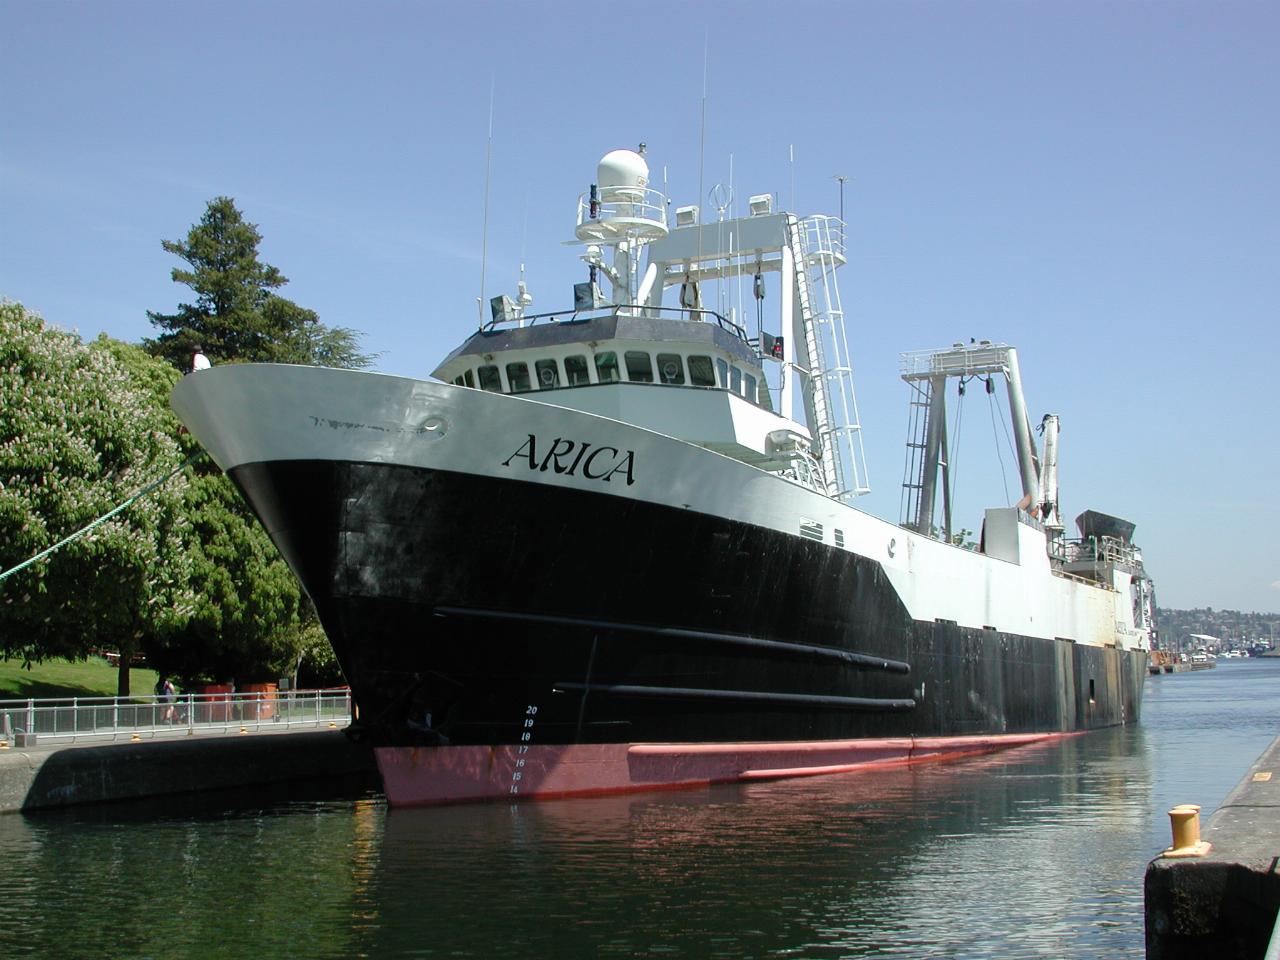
[0,657,159,701]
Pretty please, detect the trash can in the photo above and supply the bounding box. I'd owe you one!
[196,684,234,723]
[241,683,277,721]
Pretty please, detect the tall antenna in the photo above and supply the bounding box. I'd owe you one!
[519,187,529,282]
[697,34,708,271]
[478,79,495,326]
[730,152,739,325]
[834,174,849,223]
[517,188,531,328]
[789,144,796,213]
[698,34,708,223]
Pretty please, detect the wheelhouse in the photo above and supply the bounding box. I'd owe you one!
[429,143,866,500]
[433,307,773,411]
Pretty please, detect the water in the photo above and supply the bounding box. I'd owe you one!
[1,659,1276,959]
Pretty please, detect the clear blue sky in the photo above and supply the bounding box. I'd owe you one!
[3,1,1277,615]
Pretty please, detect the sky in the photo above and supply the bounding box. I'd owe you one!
[2,1,1277,614]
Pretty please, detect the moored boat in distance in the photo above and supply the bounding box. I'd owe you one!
[1149,650,1174,675]
[172,144,1155,805]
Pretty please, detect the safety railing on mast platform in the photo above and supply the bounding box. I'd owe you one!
[802,215,846,263]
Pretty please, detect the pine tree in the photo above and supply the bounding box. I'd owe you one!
[145,197,367,688]
[146,197,374,370]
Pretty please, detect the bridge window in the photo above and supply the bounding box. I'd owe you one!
[595,351,620,383]
[506,361,532,393]
[744,372,757,403]
[755,374,773,411]
[625,351,654,383]
[656,353,685,384]
[565,354,590,386]
[535,358,560,389]
[688,355,715,386]
[715,358,729,389]
[730,365,742,394]
[478,365,502,392]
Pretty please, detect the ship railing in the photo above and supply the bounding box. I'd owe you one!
[574,185,669,238]
[482,303,750,343]
[802,215,847,264]
[1051,535,1138,567]
[900,341,1013,381]
[0,687,352,747]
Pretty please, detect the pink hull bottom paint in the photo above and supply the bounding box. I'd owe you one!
[374,733,1077,806]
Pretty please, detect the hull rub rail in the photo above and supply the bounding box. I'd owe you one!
[433,605,911,675]
[552,681,917,712]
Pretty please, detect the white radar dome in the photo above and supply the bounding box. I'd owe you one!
[597,149,649,202]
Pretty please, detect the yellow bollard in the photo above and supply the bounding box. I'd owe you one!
[1162,803,1212,858]
[1170,804,1200,847]
[239,726,248,735]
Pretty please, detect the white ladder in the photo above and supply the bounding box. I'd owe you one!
[899,378,933,526]
[788,215,871,500]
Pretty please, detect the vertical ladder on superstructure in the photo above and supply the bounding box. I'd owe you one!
[899,378,933,528]
[785,214,871,500]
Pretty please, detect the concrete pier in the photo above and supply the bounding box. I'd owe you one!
[0,729,377,813]
[1145,736,1280,959]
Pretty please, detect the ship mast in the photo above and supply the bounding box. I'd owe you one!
[899,341,1047,541]
[572,145,669,312]
[568,145,871,501]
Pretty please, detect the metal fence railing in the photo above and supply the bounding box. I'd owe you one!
[0,687,353,747]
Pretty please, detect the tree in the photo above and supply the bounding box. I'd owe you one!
[295,616,345,688]
[145,468,308,687]
[146,197,375,370]
[102,333,312,689]
[140,197,370,689]
[0,302,194,695]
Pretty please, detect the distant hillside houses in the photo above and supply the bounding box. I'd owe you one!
[1155,607,1278,654]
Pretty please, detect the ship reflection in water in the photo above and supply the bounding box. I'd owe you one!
[369,734,1153,958]
[0,661,1276,959]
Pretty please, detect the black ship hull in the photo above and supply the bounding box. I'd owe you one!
[232,458,1146,803]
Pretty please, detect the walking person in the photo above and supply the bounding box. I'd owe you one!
[161,677,177,724]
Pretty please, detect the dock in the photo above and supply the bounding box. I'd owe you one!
[0,727,377,813]
[1145,735,1280,958]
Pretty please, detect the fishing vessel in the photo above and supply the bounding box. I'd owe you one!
[171,145,1155,805]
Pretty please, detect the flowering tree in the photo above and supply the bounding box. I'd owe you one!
[0,301,193,695]
[2,281,353,696]
[96,336,312,689]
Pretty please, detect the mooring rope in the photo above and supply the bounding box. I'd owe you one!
[0,451,206,584]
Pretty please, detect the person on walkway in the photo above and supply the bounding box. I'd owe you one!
[191,347,211,372]
[161,677,177,723]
